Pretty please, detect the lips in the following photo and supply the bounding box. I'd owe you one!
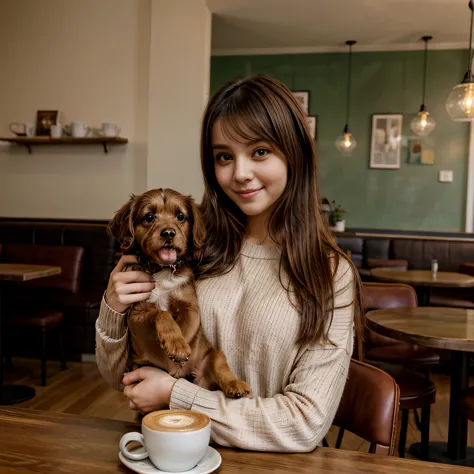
[235,187,263,199]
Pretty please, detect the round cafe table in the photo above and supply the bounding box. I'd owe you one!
[370,269,474,306]
[0,264,61,405]
[367,307,474,466]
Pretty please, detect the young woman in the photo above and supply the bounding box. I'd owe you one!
[95,74,363,453]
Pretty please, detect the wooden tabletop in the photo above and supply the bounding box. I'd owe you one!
[0,264,61,281]
[0,407,471,473]
[366,307,474,352]
[370,268,474,288]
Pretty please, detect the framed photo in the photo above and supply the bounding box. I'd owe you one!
[292,91,310,114]
[369,114,403,169]
[36,110,59,136]
[407,137,435,165]
[306,115,317,140]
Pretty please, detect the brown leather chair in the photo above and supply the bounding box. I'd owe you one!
[366,258,408,270]
[362,282,437,457]
[3,244,84,386]
[364,283,440,366]
[329,359,400,455]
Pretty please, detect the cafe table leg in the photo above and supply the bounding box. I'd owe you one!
[0,287,36,405]
[447,350,469,460]
[415,286,432,307]
[409,350,474,466]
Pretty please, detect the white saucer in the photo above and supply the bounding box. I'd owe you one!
[118,446,221,474]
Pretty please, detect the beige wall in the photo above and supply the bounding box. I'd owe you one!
[0,0,210,220]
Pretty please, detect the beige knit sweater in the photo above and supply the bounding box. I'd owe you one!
[95,242,355,453]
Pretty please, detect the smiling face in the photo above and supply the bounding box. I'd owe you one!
[108,188,206,267]
[212,119,288,220]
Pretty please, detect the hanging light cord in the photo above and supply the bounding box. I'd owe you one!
[421,37,429,110]
[345,41,355,128]
[465,0,474,82]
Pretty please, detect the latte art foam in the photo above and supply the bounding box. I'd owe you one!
[159,414,195,428]
[143,410,209,432]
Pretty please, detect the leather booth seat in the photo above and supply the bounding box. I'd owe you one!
[0,219,118,359]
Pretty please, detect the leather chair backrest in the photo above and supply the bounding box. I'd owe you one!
[334,359,400,455]
[363,282,417,310]
[362,282,417,347]
[0,220,116,292]
[2,243,84,294]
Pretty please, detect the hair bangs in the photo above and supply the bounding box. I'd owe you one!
[215,87,279,147]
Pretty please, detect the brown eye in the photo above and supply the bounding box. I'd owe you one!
[143,212,155,223]
[176,211,186,222]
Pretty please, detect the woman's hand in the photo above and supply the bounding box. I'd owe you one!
[105,255,155,313]
[122,367,177,413]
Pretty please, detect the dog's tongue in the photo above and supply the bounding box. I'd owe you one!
[159,248,177,265]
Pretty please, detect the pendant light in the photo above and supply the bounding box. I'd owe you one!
[335,40,357,155]
[411,36,436,136]
[446,0,474,121]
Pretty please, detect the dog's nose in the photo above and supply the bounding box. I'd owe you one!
[161,228,176,238]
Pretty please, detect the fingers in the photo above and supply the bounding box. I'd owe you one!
[122,368,146,386]
[113,254,138,273]
[112,270,153,285]
[117,292,153,306]
[117,282,155,295]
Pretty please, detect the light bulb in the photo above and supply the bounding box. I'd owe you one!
[335,132,357,155]
[446,82,474,121]
[410,110,436,136]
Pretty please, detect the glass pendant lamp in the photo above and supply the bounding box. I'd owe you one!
[411,36,436,136]
[446,1,474,121]
[335,41,357,155]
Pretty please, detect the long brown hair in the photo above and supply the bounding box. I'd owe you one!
[197,74,364,353]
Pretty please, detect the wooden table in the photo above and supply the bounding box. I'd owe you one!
[370,269,474,306]
[0,264,61,406]
[367,307,474,466]
[0,407,471,474]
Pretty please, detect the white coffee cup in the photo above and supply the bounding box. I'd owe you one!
[50,124,62,138]
[120,409,211,472]
[25,123,36,137]
[101,122,121,137]
[71,121,89,138]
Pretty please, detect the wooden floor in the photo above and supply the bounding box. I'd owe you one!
[5,357,474,457]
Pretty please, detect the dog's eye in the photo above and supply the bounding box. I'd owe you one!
[176,211,186,222]
[142,212,155,223]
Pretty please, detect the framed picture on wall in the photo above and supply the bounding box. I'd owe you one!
[36,110,59,136]
[369,114,403,169]
[292,91,310,114]
[307,115,317,140]
[407,137,435,165]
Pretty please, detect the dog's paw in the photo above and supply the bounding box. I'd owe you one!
[221,379,252,398]
[162,338,191,366]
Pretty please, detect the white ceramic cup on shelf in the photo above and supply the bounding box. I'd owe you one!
[119,409,211,472]
[71,121,89,138]
[101,122,121,137]
[25,123,36,137]
[50,124,62,138]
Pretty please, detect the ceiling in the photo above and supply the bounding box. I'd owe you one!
[208,0,472,55]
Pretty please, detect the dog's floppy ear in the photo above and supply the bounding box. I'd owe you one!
[107,195,137,252]
[186,196,206,262]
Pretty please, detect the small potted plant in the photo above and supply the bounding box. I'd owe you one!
[322,198,346,232]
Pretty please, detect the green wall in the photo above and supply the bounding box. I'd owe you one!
[210,50,471,232]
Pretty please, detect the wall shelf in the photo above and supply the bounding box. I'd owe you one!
[0,136,128,154]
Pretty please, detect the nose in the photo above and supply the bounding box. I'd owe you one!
[233,156,253,183]
[160,228,176,238]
